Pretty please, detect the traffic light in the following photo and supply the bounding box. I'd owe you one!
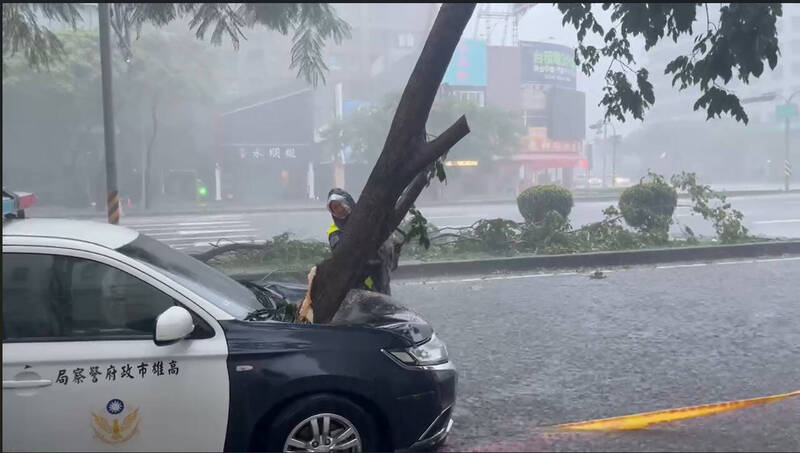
[196,179,208,198]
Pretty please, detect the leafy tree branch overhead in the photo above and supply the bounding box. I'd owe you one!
[3,3,783,122]
[2,3,351,86]
[558,3,782,124]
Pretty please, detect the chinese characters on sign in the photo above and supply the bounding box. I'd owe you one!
[234,145,303,161]
[520,41,577,90]
[55,361,180,386]
[525,127,580,153]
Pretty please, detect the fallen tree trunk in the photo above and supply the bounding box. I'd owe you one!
[310,3,476,324]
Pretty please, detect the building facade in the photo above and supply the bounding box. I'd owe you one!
[215,3,439,201]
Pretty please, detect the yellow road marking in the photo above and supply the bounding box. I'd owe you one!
[555,389,800,431]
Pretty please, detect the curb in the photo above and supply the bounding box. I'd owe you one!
[392,241,800,279]
[27,189,800,219]
[231,240,800,282]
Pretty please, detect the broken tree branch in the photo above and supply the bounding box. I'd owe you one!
[406,115,470,179]
[393,168,431,227]
[191,242,267,262]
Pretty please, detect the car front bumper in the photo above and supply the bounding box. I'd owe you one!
[386,360,457,452]
[403,411,453,452]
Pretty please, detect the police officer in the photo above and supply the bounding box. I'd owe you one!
[326,188,393,295]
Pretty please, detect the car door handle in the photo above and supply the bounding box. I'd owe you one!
[3,379,53,389]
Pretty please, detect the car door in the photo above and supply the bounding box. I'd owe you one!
[2,246,230,452]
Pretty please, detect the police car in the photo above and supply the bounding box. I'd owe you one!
[2,218,456,452]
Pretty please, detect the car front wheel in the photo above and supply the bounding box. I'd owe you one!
[267,394,378,453]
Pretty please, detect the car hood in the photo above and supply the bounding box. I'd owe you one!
[260,281,434,345]
[330,289,433,345]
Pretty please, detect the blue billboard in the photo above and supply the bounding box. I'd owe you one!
[443,39,487,87]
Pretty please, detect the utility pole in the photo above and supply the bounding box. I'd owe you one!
[610,122,618,188]
[612,134,617,188]
[602,122,608,188]
[783,91,798,192]
[98,4,120,224]
[785,115,791,192]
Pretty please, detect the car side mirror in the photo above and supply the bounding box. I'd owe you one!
[154,306,195,346]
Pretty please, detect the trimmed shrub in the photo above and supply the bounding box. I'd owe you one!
[619,180,677,233]
[517,184,574,223]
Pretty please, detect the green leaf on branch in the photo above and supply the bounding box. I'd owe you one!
[406,207,431,250]
[558,3,782,124]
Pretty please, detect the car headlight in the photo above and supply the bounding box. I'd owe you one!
[386,333,449,366]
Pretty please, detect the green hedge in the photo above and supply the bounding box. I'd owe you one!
[517,185,573,223]
[619,181,677,232]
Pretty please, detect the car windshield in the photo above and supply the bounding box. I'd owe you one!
[117,233,263,319]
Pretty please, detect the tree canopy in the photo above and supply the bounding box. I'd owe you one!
[3,3,784,123]
[558,3,782,124]
[2,3,351,86]
[2,28,223,206]
[321,91,523,165]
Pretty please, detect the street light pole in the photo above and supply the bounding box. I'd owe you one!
[602,122,608,188]
[98,4,120,224]
[784,91,799,192]
[785,115,790,192]
[609,122,618,188]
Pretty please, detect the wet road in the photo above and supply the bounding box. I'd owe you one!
[115,193,800,252]
[392,256,800,451]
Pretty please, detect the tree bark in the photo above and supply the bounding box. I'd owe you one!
[309,3,475,324]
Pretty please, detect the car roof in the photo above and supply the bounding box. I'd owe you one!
[3,218,139,250]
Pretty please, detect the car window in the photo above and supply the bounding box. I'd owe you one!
[2,252,210,341]
[117,234,263,319]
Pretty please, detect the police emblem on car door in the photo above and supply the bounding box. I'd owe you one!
[91,399,140,444]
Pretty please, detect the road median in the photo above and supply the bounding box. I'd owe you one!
[230,240,800,282]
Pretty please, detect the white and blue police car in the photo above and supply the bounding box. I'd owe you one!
[2,218,456,452]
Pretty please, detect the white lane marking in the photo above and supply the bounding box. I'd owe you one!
[156,234,258,244]
[503,273,554,279]
[131,221,251,230]
[656,263,708,269]
[122,216,246,226]
[398,257,800,284]
[135,225,251,233]
[125,213,245,220]
[427,215,481,220]
[755,256,800,263]
[753,219,800,224]
[145,228,257,237]
[437,224,471,229]
[405,271,594,285]
[189,240,265,247]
